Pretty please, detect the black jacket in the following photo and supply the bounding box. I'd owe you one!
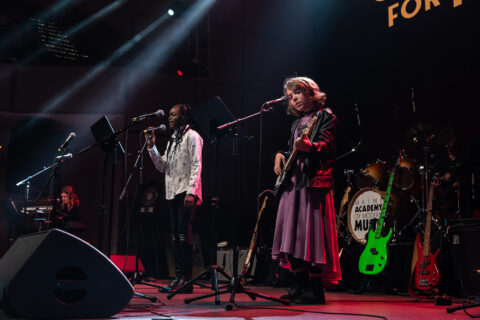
[281,107,337,189]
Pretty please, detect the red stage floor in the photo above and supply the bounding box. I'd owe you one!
[1,280,478,319]
[117,280,477,320]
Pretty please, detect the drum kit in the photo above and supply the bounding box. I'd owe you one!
[337,123,456,247]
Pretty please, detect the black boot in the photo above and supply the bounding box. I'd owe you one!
[176,241,193,293]
[168,242,182,289]
[294,272,325,305]
[280,267,307,301]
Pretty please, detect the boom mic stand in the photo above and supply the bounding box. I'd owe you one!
[79,116,158,302]
[167,97,289,310]
[16,163,59,231]
[447,302,480,314]
[118,135,170,302]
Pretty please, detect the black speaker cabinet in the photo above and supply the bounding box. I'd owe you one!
[447,219,480,297]
[0,229,134,319]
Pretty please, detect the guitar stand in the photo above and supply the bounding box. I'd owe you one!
[166,264,289,310]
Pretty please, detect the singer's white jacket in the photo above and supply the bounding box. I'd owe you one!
[147,126,203,205]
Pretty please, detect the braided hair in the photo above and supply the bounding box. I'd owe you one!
[166,104,191,159]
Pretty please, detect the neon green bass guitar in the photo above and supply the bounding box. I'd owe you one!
[358,155,400,275]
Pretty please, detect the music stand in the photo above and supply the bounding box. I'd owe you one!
[167,97,289,309]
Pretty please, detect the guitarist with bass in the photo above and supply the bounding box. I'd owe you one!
[272,76,341,304]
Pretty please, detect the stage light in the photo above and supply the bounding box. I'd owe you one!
[21,0,214,127]
[77,0,215,112]
[26,12,172,119]
[168,0,191,19]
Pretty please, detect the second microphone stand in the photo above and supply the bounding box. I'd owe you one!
[118,133,171,302]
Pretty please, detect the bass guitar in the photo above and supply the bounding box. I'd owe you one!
[358,155,400,275]
[413,181,440,291]
[273,110,320,196]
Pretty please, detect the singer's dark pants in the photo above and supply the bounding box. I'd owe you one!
[168,192,196,279]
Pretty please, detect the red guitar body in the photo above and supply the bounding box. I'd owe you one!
[413,234,441,291]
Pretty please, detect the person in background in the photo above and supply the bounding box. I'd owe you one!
[55,185,84,237]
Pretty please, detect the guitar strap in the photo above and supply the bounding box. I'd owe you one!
[309,109,323,143]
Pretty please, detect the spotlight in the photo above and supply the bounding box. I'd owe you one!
[168,0,190,18]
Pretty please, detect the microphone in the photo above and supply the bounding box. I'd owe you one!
[263,96,287,106]
[411,88,416,113]
[144,124,167,140]
[354,103,361,127]
[55,153,73,160]
[262,96,287,112]
[58,132,76,152]
[143,124,167,134]
[131,109,165,122]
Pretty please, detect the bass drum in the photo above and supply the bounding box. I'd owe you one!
[347,188,419,245]
[347,188,385,245]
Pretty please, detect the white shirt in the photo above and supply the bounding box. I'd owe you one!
[147,127,203,205]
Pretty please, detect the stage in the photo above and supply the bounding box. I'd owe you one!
[1,280,471,320]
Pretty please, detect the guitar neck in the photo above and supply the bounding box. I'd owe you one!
[375,163,396,239]
[283,147,299,172]
[423,183,434,256]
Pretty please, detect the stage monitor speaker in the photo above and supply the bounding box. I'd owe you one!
[447,219,480,297]
[0,229,134,319]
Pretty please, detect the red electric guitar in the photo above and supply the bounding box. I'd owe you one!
[413,182,440,292]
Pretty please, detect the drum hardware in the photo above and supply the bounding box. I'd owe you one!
[398,195,422,237]
[355,159,388,190]
[395,155,415,191]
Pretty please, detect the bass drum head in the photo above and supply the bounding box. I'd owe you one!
[347,188,385,245]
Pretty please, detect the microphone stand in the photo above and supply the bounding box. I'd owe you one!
[221,105,289,311]
[79,119,162,302]
[447,302,480,314]
[118,137,170,301]
[335,140,362,161]
[79,120,136,256]
[16,164,57,230]
[167,102,289,309]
